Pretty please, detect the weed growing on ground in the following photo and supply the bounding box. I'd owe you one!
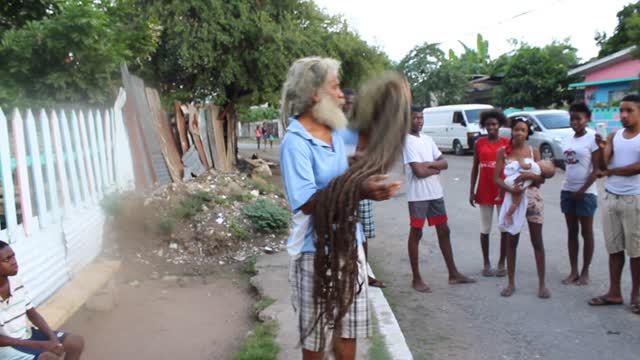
[231,191,254,203]
[156,214,176,236]
[174,191,212,219]
[368,313,392,360]
[229,220,250,241]
[232,320,280,360]
[246,177,283,196]
[100,192,126,216]
[253,296,275,315]
[240,256,257,276]
[242,199,290,233]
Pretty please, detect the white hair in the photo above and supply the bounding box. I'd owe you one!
[280,57,341,128]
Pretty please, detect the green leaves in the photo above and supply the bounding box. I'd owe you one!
[242,199,290,234]
[596,2,640,58]
[0,0,159,108]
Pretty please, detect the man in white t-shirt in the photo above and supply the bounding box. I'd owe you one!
[404,107,475,293]
[590,94,640,315]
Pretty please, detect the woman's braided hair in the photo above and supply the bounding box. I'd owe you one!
[305,71,411,349]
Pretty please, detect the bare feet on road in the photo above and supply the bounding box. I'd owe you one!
[561,273,579,285]
[449,274,477,285]
[412,279,432,293]
[500,285,515,297]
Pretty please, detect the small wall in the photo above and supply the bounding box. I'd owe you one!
[585,58,640,82]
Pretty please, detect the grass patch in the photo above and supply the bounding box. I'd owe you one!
[174,190,212,219]
[242,199,290,233]
[231,191,254,203]
[232,320,280,360]
[156,214,176,236]
[100,191,126,216]
[230,220,251,241]
[254,296,275,314]
[246,177,284,197]
[368,313,392,360]
[240,255,258,276]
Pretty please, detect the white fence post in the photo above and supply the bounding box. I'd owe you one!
[24,109,48,228]
[41,109,61,220]
[70,110,91,204]
[0,109,18,242]
[12,109,33,235]
[58,110,82,209]
[86,110,103,197]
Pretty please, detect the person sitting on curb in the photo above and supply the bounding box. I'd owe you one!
[0,241,84,360]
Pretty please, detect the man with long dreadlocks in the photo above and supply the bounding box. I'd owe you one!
[280,57,410,359]
[404,106,476,293]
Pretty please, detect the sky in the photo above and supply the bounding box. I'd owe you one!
[313,0,635,63]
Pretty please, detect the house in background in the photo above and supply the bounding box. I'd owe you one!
[568,46,640,105]
[464,74,503,104]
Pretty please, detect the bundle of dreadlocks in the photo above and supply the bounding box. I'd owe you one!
[308,71,411,347]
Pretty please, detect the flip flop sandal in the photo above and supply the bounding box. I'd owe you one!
[588,296,623,306]
[495,268,507,277]
[630,304,640,314]
[368,279,386,288]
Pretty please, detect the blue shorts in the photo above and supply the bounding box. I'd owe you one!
[560,191,597,217]
[10,328,66,359]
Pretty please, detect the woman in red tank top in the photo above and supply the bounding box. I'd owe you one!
[469,110,510,277]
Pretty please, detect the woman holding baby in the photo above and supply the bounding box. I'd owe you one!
[494,117,555,299]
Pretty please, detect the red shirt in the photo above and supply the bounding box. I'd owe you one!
[475,136,510,205]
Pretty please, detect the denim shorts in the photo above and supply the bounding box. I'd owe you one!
[560,190,597,217]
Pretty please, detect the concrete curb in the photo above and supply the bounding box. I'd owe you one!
[368,267,414,360]
[368,287,413,360]
[251,253,413,359]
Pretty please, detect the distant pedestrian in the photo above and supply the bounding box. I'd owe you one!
[262,122,268,149]
[255,125,262,150]
[469,110,510,277]
[404,106,475,293]
[589,94,640,314]
[559,103,601,286]
[269,132,275,149]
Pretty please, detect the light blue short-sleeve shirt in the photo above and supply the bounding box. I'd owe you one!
[280,119,363,255]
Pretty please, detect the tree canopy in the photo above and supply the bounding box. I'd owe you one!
[0,0,390,110]
[596,1,640,58]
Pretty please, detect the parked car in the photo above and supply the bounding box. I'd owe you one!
[500,110,581,160]
[422,104,493,155]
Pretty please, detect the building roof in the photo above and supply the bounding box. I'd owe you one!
[568,46,636,76]
[569,75,640,88]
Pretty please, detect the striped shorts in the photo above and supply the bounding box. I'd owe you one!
[288,245,371,352]
[358,200,376,239]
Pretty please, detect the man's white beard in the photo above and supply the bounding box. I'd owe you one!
[312,92,347,129]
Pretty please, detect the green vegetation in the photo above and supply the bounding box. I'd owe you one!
[173,191,212,219]
[242,200,290,234]
[368,314,392,360]
[231,320,280,360]
[240,256,258,276]
[254,296,275,314]
[229,220,251,241]
[100,192,126,217]
[246,177,284,197]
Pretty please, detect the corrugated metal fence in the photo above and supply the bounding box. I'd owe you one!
[0,90,135,305]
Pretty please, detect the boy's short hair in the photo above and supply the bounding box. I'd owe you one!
[569,102,592,117]
[411,106,423,113]
[342,88,355,96]
[0,241,8,250]
[622,94,640,104]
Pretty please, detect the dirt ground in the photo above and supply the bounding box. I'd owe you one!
[63,269,253,360]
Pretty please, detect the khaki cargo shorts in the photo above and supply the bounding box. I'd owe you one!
[602,192,640,258]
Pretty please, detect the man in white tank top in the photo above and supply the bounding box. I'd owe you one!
[589,94,640,315]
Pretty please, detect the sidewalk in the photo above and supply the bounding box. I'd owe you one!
[249,252,370,359]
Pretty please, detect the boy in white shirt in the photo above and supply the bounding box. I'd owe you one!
[0,241,84,360]
[404,107,475,292]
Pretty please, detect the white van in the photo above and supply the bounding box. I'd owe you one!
[422,104,493,155]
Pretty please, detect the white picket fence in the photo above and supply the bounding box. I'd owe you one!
[0,89,134,305]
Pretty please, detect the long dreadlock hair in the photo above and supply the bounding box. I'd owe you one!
[308,71,411,349]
